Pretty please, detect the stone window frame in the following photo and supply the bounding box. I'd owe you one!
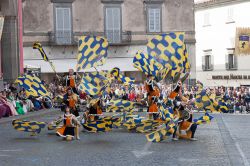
[145,1,163,34]
[103,1,123,44]
[52,2,73,45]
[225,48,237,70]
[202,49,214,71]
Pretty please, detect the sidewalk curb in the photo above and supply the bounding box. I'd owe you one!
[0,108,61,124]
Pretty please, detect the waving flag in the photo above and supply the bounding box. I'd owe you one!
[133,51,169,80]
[76,36,108,71]
[195,88,216,112]
[182,44,191,72]
[110,67,135,84]
[107,99,135,112]
[79,71,109,98]
[33,42,56,73]
[12,120,46,135]
[82,71,108,87]
[16,74,49,97]
[147,32,185,79]
[33,42,49,61]
[146,122,175,142]
[194,112,214,125]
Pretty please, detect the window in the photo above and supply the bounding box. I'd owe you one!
[202,51,213,71]
[203,12,210,26]
[147,7,161,33]
[54,5,72,45]
[226,54,237,70]
[105,7,121,44]
[226,7,234,23]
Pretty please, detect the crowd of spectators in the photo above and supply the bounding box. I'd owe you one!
[1,80,250,119]
[0,83,53,119]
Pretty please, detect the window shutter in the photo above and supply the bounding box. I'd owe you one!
[106,8,113,42]
[227,8,234,22]
[55,7,71,45]
[63,8,71,44]
[149,8,155,32]
[210,55,214,70]
[148,8,161,32]
[234,54,238,69]
[105,7,121,43]
[225,54,229,70]
[155,8,160,32]
[56,8,64,31]
[113,8,121,43]
[204,12,210,26]
[202,56,205,71]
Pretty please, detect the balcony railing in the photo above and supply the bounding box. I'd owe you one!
[49,30,73,45]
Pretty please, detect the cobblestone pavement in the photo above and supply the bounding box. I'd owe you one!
[0,112,249,166]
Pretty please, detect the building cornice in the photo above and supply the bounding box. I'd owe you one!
[195,0,250,10]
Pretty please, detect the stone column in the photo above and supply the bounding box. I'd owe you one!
[1,16,20,82]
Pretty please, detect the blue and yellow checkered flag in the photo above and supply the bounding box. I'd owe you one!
[107,99,135,112]
[147,32,185,79]
[194,112,214,125]
[78,72,108,98]
[12,119,46,134]
[133,50,169,81]
[110,67,135,84]
[76,36,108,71]
[82,71,108,87]
[195,88,216,112]
[182,44,191,72]
[16,74,49,97]
[145,122,175,142]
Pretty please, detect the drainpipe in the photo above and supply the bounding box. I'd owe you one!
[18,0,24,74]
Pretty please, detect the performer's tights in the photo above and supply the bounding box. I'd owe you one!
[190,124,197,138]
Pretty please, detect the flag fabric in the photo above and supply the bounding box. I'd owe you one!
[82,71,108,87]
[16,74,49,97]
[107,99,135,112]
[182,44,191,72]
[135,120,161,133]
[145,122,175,142]
[33,42,49,62]
[193,112,214,125]
[195,88,216,112]
[133,50,169,81]
[12,119,46,134]
[147,32,185,79]
[110,67,135,84]
[133,51,163,77]
[33,42,57,73]
[82,118,113,132]
[78,71,109,98]
[76,36,108,71]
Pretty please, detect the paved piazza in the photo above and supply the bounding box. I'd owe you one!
[0,112,249,166]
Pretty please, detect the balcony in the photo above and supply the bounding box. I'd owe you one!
[105,30,132,45]
[48,30,74,45]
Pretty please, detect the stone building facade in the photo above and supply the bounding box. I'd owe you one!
[0,0,22,84]
[22,0,196,83]
[195,0,250,87]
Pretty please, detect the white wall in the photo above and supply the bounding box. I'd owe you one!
[195,1,250,87]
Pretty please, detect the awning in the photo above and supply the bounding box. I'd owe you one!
[24,57,137,73]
